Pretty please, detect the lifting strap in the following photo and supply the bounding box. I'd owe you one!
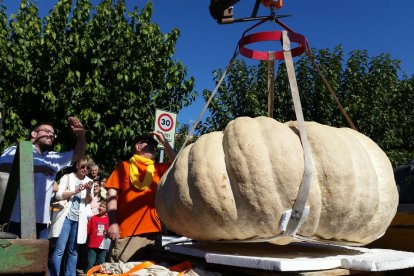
[177,16,305,154]
[176,50,240,155]
[305,47,358,130]
[281,31,313,237]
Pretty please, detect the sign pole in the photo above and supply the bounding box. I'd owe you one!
[159,149,164,163]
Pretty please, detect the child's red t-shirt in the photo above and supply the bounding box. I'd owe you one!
[87,214,109,248]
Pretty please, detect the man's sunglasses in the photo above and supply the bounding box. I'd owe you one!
[35,129,57,139]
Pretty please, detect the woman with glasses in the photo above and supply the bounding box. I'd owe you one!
[49,158,93,276]
[89,180,107,216]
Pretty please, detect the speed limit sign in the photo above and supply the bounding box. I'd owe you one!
[154,109,177,148]
[157,113,174,132]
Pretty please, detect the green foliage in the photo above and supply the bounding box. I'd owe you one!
[174,123,198,152]
[199,59,268,133]
[201,46,414,166]
[0,0,196,173]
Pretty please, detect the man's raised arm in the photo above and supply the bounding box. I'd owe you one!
[69,117,86,162]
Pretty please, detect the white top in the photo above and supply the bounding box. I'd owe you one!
[0,145,73,224]
[49,172,92,244]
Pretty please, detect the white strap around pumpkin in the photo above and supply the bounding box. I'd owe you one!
[281,31,313,237]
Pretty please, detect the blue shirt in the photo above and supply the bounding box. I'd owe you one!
[0,145,73,224]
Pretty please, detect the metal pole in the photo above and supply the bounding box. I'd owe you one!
[159,149,164,163]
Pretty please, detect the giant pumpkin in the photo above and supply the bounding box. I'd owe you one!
[156,117,399,245]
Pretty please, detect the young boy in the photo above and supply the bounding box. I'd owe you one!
[86,201,109,272]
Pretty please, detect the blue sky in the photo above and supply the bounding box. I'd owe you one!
[2,0,413,128]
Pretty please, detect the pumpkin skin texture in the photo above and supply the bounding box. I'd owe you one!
[156,117,398,245]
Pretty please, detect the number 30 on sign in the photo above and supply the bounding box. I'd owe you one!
[154,109,177,148]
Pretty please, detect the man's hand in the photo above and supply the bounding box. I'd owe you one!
[70,116,86,162]
[108,223,120,240]
[106,189,119,240]
[150,131,176,162]
[150,131,166,145]
[69,116,85,137]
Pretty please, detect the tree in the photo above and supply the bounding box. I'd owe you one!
[200,46,414,166]
[0,0,196,172]
[174,123,198,153]
[199,59,268,133]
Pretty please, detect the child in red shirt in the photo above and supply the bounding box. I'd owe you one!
[86,201,109,272]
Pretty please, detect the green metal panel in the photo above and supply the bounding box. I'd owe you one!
[0,239,48,274]
[18,141,36,239]
[0,142,47,275]
[0,141,36,238]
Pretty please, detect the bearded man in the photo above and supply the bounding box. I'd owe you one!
[0,117,86,239]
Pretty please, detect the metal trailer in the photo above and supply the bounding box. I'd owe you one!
[0,142,49,275]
